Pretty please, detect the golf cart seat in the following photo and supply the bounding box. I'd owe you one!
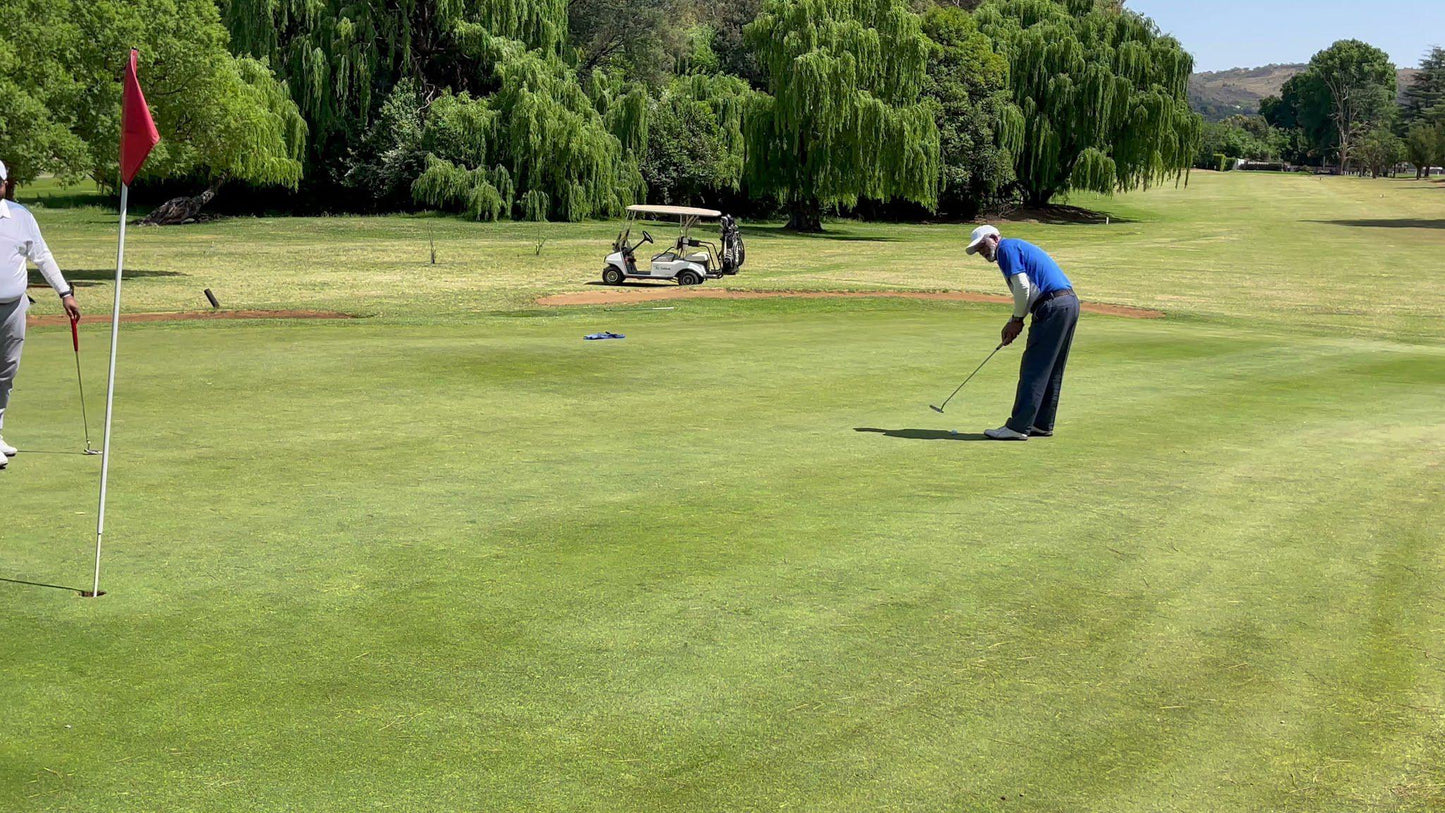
[685,252,709,264]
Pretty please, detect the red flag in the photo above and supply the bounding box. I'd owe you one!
[120,49,160,186]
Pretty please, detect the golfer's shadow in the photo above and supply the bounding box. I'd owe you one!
[854,428,991,441]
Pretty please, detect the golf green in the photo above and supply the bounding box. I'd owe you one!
[2,174,1443,810]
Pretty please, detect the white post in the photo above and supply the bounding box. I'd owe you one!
[92,183,128,597]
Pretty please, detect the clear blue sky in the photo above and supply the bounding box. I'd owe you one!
[1128,1,1445,72]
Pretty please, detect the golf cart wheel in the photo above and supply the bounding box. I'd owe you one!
[677,270,702,286]
[602,266,625,285]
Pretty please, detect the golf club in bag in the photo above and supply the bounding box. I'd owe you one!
[70,315,99,455]
[929,343,1005,414]
[719,214,745,275]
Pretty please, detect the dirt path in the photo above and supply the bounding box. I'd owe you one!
[27,309,353,327]
[537,288,1163,319]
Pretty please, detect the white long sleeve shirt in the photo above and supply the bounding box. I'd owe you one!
[0,199,70,303]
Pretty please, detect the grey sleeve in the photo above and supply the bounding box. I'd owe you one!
[1008,273,1032,319]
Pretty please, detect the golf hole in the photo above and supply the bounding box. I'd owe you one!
[79,590,107,598]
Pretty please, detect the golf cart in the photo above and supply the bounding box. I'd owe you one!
[603,204,744,286]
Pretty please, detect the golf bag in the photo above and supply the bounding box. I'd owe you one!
[720,214,745,275]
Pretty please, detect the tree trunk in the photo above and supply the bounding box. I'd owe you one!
[785,198,823,232]
[1337,121,1350,174]
[1024,187,1054,209]
[140,180,223,226]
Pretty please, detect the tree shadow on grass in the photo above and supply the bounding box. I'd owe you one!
[745,224,901,242]
[30,269,184,288]
[1305,219,1445,229]
[999,204,1137,225]
[21,191,112,209]
[854,427,992,441]
[584,280,677,288]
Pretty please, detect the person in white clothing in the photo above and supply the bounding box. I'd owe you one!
[0,160,82,469]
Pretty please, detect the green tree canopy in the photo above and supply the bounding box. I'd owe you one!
[1405,121,1445,178]
[974,0,1199,207]
[1270,40,1396,171]
[568,0,686,86]
[1194,114,1286,168]
[0,21,89,185]
[1354,125,1404,177]
[0,0,304,189]
[641,74,752,206]
[405,58,647,221]
[221,0,568,175]
[223,0,647,220]
[921,4,1017,218]
[698,0,767,88]
[744,0,941,231]
[1311,40,1397,172]
[1261,84,1329,165]
[1402,47,1445,125]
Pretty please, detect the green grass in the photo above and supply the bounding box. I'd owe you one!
[22,171,1445,340]
[3,173,1443,810]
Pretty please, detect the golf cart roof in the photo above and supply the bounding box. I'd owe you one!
[626,204,722,219]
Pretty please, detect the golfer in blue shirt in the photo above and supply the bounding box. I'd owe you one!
[965,225,1079,441]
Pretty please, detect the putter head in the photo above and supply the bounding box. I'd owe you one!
[929,405,945,414]
[83,447,100,456]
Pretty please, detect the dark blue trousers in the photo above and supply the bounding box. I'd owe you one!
[1006,294,1079,434]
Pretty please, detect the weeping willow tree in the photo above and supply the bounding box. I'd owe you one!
[744,0,941,231]
[223,0,566,147]
[220,0,643,218]
[976,0,1200,207]
[643,74,752,205]
[409,32,643,220]
[428,39,645,220]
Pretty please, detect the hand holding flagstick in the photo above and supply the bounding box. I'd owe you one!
[90,48,159,598]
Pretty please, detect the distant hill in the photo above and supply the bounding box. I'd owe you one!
[1190,65,1419,121]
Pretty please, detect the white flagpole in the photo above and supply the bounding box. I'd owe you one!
[92,182,128,597]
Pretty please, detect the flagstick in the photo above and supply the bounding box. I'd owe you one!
[91,182,128,598]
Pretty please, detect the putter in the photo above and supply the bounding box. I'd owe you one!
[929,342,1005,414]
[70,315,100,455]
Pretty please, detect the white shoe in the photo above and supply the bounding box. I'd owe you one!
[984,425,1029,441]
[0,454,6,469]
[0,436,15,456]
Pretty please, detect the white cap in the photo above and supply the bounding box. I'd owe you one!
[0,161,7,182]
[965,225,999,255]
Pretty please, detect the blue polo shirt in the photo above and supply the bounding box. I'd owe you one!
[996,238,1071,295]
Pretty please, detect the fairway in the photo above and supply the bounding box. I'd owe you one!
[3,174,1444,810]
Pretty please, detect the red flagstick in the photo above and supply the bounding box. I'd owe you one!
[69,314,97,456]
